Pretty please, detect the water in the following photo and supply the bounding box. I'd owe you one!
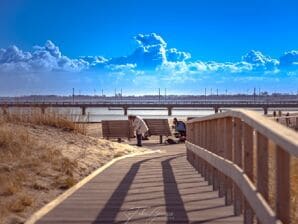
[3,107,298,122]
[56,107,216,122]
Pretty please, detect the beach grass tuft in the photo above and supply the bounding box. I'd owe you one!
[0,108,86,135]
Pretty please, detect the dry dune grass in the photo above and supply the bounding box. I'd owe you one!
[0,122,82,224]
[1,109,86,134]
[0,110,143,224]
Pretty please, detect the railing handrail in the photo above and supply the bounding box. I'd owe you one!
[186,109,298,224]
[186,142,280,224]
[187,109,298,156]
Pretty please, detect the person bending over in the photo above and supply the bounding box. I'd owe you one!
[128,115,149,147]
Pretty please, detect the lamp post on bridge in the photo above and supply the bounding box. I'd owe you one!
[158,88,161,103]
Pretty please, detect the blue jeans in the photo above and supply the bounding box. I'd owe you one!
[136,133,142,146]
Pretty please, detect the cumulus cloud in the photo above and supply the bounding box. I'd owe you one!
[108,33,191,70]
[0,33,297,79]
[0,40,88,73]
[161,50,280,76]
[279,50,298,68]
[242,50,279,71]
[0,45,31,64]
[105,63,137,71]
[135,33,167,47]
[108,33,167,69]
[80,56,107,66]
[166,48,191,62]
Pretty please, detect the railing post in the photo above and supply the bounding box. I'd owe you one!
[201,121,207,179]
[207,120,213,185]
[256,132,269,224]
[212,119,219,191]
[186,122,190,162]
[233,118,243,216]
[224,117,233,206]
[203,121,209,181]
[243,123,255,224]
[193,122,200,170]
[276,145,290,224]
[257,132,269,201]
[198,122,203,174]
[217,118,226,198]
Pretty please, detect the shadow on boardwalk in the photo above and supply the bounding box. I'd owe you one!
[37,145,243,223]
[93,153,189,223]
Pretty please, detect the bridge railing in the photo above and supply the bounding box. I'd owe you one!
[186,109,298,224]
[1,100,298,105]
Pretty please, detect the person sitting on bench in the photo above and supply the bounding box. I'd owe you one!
[128,115,149,147]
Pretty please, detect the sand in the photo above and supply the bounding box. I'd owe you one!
[0,122,147,224]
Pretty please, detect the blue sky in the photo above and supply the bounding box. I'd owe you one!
[0,0,298,96]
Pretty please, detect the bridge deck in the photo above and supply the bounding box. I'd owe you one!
[36,144,243,223]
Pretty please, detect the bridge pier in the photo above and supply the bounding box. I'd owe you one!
[123,107,128,116]
[214,107,219,113]
[263,107,268,115]
[81,106,87,116]
[167,107,172,116]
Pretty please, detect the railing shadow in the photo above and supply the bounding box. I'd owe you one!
[161,154,189,223]
[92,153,185,223]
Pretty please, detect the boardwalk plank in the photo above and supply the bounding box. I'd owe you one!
[37,144,243,224]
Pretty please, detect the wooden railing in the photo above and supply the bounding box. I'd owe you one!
[186,109,298,224]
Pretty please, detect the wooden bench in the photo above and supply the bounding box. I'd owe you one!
[144,119,172,143]
[275,116,298,131]
[102,119,172,144]
[102,120,133,141]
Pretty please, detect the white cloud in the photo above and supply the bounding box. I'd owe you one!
[135,33,167,47]
[0,45,31,63]
[108,33,191,70]
[0,40,88,73]
[166,48,191,62]
[105,63,137,71]
[242,50,279,71]
[80,56,107,67]
[0,34,297,82]
[279,50,298,69]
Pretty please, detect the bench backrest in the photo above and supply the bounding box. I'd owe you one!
[102,120,133,139]
[275,116,298,131]
[144,119,172,136]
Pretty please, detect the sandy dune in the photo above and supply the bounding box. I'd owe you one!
[0,122,146,224]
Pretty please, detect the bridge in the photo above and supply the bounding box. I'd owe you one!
[26,109,298,224]
[1,100,298,115]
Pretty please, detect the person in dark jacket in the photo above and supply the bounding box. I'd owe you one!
[173,118,186,142]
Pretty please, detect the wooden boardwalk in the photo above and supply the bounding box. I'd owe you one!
[36,144,243,223]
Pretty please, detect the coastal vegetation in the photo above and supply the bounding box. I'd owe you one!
[0,110,141,224]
